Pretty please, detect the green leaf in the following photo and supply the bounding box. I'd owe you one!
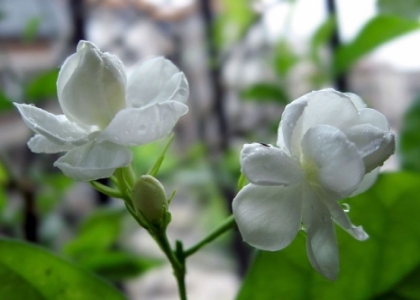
[0,238,125,300]
[214,0,256,46]
[400,93,420,172]
[378,0,420,20]
[25,69,59,101]
[0,90,14,112]
[334,16,420,74]
[237,172,420,300]
[274,40,299,77]
[241,83,289,105]
[78,251,161,281]
[23,17,41,43]
[64,207,126,257]
[310,16,335,63]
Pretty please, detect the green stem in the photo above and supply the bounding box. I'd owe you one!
[184,215,236,257]
[154,232,186,300]
[89,181,124,198]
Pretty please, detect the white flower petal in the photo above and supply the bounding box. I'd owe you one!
[58,41,127,128]
[127,57,181,108]
[358,108,390,131]
[28,134,75,153]
[345,124,395,172]
[350,168,379,197]
[345,92,367,109]
[241,143,303,186]
[154,72,189,104]
[321,195,369,241]
[301,125,365,197]
[54,141,132,181]
[232,184,303,251]
[98,101,188,146]
[290,89,359,156]
[14,103,94,146]
[279,97,307,152]
[363,131,395,173]
[302,185,338,280]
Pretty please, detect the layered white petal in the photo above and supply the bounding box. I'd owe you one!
[363,131,395,173]
[127,57,182,107]
[28,134,75,153]
[58,41,126,128]
[358,108,390,131]
[98,101,188,146]
[301,125,364,197]
[279,98,307,153]
[345,93,367,109]
[320,193,369,241]
[54,141,132,181]
[14,103,94,146]
[290,90,359,156]
[232,184,303,251]
[350,168,379,197]
[302,185,339,281]
[241,143,303,186]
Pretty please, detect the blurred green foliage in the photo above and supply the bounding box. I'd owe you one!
[25,69,59,101]
[334,15,420,74]
[23,17,41,43]
[400,94,420,172]
[378,0,420,20]
[0,239,125,300]
[241,83,289,105]
[238,172,420,300]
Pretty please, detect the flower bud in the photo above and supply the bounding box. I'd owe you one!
[132,175,167,224]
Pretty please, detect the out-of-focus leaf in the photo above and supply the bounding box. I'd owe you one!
[237,172,420,300]
[23,17,41,43]
[64,207,126,256]
[78,251,161,281]
[334,16,420,74]
[214,0,256,46]
[35,174,73,215]
[0,239,125,300]
[400,94,420,172]
[274,40,299,77]
[378,0,420,20]
[310,16,335,63]
[25,69,59,101]
[241,83,289,105]
[0,90,14,112]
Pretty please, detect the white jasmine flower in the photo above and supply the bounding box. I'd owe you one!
[15,41,188,181]
[232,89,395,280]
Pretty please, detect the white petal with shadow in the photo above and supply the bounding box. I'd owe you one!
[232,184,303,251]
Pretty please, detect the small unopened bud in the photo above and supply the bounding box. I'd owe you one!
[132,175,167,224]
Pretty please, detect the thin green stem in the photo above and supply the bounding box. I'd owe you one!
[153,232,186,300]
[184,215,236,257]
[89,181,124,198]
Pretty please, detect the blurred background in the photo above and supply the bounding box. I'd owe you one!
[1,0,420,299]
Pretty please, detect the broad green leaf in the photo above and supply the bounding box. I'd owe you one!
[274,40,299,77]
[25,69,59,101]
[334,16,420,74]
[237,172,420,300]
[400,94,420,172]
[0,90,14,112]
[241,83,289,105]
[0,239,125,300]
[64,207,126,256]
[78,251,161,281]
[23,17,41,43]
[378,0,420,20]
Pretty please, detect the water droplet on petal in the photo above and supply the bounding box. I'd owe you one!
[341,203,350,213]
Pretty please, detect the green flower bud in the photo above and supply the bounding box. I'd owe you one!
[132,175,167,224]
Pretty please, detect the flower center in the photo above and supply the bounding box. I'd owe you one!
[301,158,319,186]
